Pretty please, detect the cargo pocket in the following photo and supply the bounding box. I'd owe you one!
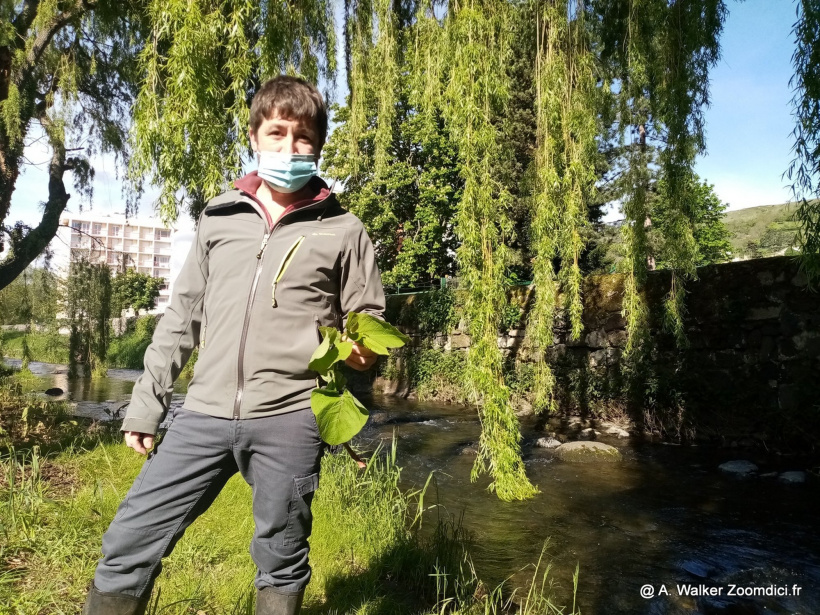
[283,473,319,547]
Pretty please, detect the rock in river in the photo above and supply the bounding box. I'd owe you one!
[553,441,622,462]
[534,437,562,449]
[718,460,758,477]
[778,471,807,485]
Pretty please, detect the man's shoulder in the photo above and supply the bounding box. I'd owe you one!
[203,189,243,211]
[322,202,368,232]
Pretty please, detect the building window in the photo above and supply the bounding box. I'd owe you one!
[72,221,90,233]
[92,223,104,235]
[157,296,168,304]
[110,225,121,236]
[153,255,170,267]
[155,228,171,240]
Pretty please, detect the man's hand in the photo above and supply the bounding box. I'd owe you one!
[124,431,155,455]
[342,334,378,371]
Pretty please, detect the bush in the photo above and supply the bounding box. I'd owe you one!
[388,288,460,336]
[106,315,157,369]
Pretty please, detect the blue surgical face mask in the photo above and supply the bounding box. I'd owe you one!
[257,151,318,193]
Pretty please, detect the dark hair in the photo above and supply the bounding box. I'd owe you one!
[249,75,328,150]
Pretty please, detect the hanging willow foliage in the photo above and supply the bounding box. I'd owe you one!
[346,0,374,177]
[788,0,820,286]
[592,0,725,350]
[397,0,537,500]
[130,0,336,223]
[654,0,726,345]
[443,0,537,501]
[527,0,599,412]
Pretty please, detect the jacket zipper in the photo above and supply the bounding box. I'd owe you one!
[233,230,271,418]
[271,235,305,307]
[201,303,208,349]
[231,190,334,420]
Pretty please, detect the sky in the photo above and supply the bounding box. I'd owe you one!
[8,0,802,232]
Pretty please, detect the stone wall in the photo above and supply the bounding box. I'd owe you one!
[381,256,820,449]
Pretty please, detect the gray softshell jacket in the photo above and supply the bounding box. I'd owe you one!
[122,174,386,435]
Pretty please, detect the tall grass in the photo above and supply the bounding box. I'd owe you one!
[0,440,580,614]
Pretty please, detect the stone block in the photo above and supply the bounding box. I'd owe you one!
[747,306,781,321]
[449,333,471,349]
[757,271,774,286]
[589,349,607,367]
[585,329,608,348]
[607,329,628,347]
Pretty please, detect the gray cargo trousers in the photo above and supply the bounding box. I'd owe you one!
[93,407,325,598]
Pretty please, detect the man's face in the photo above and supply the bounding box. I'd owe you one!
[249,112,321,161]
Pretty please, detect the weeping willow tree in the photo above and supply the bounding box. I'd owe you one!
[526,0,599,413]
[130,0,337,222]
[343,0,538,500]
[591,0,727,351]
[0,0,143,290]
[335,0,728,499]
[788,0,820,286]
[118,0,739,500]
[64,257,113,378]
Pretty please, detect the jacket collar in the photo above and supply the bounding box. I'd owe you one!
[233,172,333,228]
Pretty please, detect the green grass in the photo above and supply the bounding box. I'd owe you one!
[0,377,579,615]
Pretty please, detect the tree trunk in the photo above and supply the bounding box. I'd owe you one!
[0,141,71,289]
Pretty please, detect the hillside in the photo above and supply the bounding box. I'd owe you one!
[723,202,801,260]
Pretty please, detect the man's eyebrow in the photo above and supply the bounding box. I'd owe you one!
[267,119,316,137]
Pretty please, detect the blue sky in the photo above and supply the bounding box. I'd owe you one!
[693,0,798,211]
[9,0,802,228]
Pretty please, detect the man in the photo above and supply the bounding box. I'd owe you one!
[82,76,385,615]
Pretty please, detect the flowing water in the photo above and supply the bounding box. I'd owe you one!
[9,359,820,615]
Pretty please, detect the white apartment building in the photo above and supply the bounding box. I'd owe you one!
[52,212,180,313]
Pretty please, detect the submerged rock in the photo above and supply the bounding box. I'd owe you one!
[44,387,64,396]
[534,437,562,449]
[604,425,630,438]
[579,427,600,440]
[778,471,807,485]
[514,399,534,417]
[718,460,758,477]
[553,441,622,462]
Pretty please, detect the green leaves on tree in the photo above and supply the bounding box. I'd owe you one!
[309,313,408,445]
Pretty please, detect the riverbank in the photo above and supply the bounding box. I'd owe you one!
[1,316,189,373]
[0,372,577,614]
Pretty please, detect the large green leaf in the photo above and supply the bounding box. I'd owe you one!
[309,327,353,376]
[347,312,410,355]
[311,388,369,445]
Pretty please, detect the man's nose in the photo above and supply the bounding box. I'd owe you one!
[281,132,297,154]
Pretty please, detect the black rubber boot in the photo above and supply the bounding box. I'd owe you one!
[81,585,149,615]
[255,587,304,615]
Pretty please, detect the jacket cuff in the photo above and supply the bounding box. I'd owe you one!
[121,417,161,436]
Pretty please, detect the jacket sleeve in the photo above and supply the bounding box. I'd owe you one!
[339,222,386,327]
[121,215,209,435]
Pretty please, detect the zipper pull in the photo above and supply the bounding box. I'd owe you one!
[257,232,270,259]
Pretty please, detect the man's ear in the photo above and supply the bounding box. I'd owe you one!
[249,129,258,154]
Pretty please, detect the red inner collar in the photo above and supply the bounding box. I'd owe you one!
[233,171,331,228]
